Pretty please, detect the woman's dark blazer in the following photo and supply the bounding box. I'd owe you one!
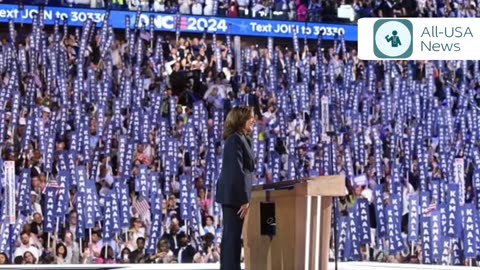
[215,132,255,206]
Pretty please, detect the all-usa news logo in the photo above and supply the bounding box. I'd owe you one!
[373,19,414,59]
[359,18,479,60]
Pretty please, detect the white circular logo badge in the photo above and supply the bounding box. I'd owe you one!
[375,21,412,57]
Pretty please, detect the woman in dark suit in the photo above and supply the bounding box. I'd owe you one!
[215,106,256,270]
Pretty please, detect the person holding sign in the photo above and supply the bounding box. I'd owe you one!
[215,106,256,270]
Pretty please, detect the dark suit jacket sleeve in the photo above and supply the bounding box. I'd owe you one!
[215,134,249,206]
[184,246,196,263]
[30,224,38,235]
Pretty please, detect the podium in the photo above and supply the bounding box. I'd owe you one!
[244,176,345,270]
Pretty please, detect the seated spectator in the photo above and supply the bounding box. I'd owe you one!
[177,235,196,263]
[14,232,41,262]
[23,251,37,265]
[296,1,307,21]
[193,233,220,263]
[354,0,374,18]
[192,0,204,15]
[119,248,131,264]
[0,252,9,264]
[204,0,214,15]
[21,224,42,251]
[60,212,78,242]
[54,243,68,264]
[30,213,43,241]
[63,232,80,264]
[97,245,116,264]
[392,0,406,17]
[13,256,23,265]
[166,195,180,217]
[89,231,104,259]
[273,0,289,20]
[179,0,192,13]
[238,0,249,16]
[251,0,265,16]
[203,215,216,235]
[307,0,322,21]
[129,237,147,263]
[227,0,240,16]
[197,188,212,220]
[148,239,175,263]
[161,219,186,256]
[29,191,42,218]
[376,0,394,17]
[120,230,137,252]
[218,0,229,15]
[128,0,150,10]
[153,0,166,11]
[135,144,154,166]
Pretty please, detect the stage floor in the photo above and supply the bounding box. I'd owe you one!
[0,262,470,270]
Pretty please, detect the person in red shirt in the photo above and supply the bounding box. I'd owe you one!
[296,2,308,21]
[228,0,240,17]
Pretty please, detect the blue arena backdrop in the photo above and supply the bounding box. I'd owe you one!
[0,4,358,41]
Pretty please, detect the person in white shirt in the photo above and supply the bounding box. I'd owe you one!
[120,230,137,252]
[149,239,175,263]
[402,180,415,216]
[65,212,78,242]
[192,0,203,14]
[251,0,265,16]
[153,0,166,11]
[236,0,248,15]
[204,0,214,15]
[179,0,192,13]
[30,191,43,218]
[64,231,80,264]
[262,103,277,123]
[203,87,225,110]
[203,216,216,236]
[130,218,147,245]
[14,232,41,262]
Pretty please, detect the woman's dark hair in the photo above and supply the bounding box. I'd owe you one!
[22,251,36,264]
[121,247,131,257]
[205,215,214,223]
[222,106,254,140]
[56,243,68,259]
[13,256,23,264]
[0,252,9,264]
[197,187,205,196]
[100,245,114,260]
[203,232,215,252]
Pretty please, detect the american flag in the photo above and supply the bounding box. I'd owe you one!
[133,196,151,217]
[42,179,62,195]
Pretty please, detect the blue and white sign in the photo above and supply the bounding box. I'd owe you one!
[0,4,358,41]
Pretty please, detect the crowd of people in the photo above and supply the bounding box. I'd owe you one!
[0,0,479,267]
[8,0,459,23]
[8,0,477,24]
[4,0,326,22]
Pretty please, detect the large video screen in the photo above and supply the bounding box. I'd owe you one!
[0,3,358,41]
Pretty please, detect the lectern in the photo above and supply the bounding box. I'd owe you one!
[244,176,345,270]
